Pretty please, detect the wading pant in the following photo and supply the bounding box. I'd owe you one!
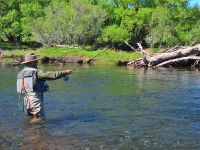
[24,92,45,117]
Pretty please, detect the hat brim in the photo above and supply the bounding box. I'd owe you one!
[21,59,38,64]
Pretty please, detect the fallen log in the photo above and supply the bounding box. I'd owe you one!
[128,44,200,68]
[147,44,200,66]
[155,56,200,68]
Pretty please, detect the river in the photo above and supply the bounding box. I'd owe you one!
[0,64,200,149]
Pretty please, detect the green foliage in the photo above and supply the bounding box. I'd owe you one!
[189,20,200,44]
[0,0,21,42]
[30,0,106,46]
[102,25,129,43]
[101,0,153,46]
[147,6,176,47]
[0,0,199,49]
[1,58,15,63]
[20,1,47,42]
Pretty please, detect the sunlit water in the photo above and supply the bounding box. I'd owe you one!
[1,64,200,150]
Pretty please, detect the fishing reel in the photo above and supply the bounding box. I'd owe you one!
[63,75,69,81]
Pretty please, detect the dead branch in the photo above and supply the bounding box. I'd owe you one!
[125,42,136,51]
[136,42,148,55]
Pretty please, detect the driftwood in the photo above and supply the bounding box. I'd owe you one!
[128,44,200,68]
[155,56,200,67]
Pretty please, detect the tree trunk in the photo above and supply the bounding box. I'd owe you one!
[146,44,200,66]
[128,44,200,68]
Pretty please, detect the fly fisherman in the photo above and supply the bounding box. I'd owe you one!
[17,53,73,120]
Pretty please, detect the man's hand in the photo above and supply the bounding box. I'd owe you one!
[64,70,73,75]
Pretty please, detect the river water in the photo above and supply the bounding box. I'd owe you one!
[0,64,200,150]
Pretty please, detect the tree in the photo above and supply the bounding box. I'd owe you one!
[146,0,200,47]
[101,0,152,49]
[0,0,22,43]
[20,0,48,42]
[30,0,106,46]
[0,0,199,49]
[102,25,129,43]
[147,6,176,47]
[0,0,49,43]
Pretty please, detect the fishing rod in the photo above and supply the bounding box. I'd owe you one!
[83,49,108,65]
[72,48,109,68]
[63,49,108,81]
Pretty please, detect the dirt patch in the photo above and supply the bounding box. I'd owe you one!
[117,60,129,66]
[40,56,84,64]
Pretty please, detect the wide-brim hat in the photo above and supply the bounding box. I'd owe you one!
[21,53,38,64]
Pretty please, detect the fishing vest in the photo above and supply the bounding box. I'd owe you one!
[17,67,49,93]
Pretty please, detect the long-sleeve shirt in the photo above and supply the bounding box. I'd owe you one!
[37,70,68,80]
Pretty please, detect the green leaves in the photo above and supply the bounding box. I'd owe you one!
[102,25,129,43]
[29,0,106,45]
[0,0,199,48]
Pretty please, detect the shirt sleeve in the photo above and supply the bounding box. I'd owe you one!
[37,70,67,80]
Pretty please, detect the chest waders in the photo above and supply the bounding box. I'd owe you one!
[17,67,49,114]
[17,67,37,113]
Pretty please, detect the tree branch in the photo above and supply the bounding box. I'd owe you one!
[137,42,148,56]
[125,42,136,51]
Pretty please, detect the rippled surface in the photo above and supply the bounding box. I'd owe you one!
[1,64,200,149]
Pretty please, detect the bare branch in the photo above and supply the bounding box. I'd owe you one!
[125,42,136,51]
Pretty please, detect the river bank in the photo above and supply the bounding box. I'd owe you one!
[0,44,155,66]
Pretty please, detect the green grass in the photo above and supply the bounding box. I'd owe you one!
[1,58,15,63]
[0,42,29,50]
[4,49,33,56]
[3,46,142,65]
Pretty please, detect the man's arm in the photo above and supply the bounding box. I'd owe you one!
[37,70,73,80]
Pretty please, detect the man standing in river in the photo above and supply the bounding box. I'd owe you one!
[17,53,73,120]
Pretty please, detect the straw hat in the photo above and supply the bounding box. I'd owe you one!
[21,53,38,64]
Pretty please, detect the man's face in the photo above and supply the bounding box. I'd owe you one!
[29,61,38,68]
[33,61,38,68]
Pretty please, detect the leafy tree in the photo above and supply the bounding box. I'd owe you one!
[101,0,153,49]
[0,0,199,49]
[102,25,129,43]
[20,0,48,42]
[146,0,200,47]
[147,6,176,47]
[0,0,49,43]
[0,0,22,43]
[30,0,106,46]
[189,20,200,44]
[175,6,200,45]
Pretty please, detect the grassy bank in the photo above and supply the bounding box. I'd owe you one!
[0,42,160,65]
[2,46,145,65]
